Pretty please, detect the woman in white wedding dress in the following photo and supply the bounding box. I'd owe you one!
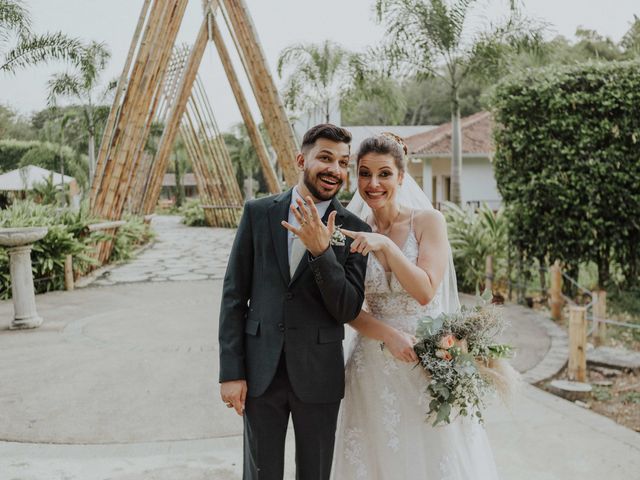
[331,133,500,479]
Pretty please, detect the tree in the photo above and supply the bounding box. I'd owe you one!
[0,103,35,139]
[374,0,541,205]
[277,40,353,122]
[621,15,640,58]
[224,124,262,199]
[47,41,115,184]
[0,0,81,74]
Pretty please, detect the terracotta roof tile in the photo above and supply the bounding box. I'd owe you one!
[404,111,494,156]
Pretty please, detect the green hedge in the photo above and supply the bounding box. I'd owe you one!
[0,139,41,173]
[491,61,640,288]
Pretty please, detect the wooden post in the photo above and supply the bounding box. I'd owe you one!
[141,18,208,215]
[593,290,608,346]
[568,305,587,382]
[209,14,280,194]
[64,254,74,291]
[221,0,299,185]
[485,255,494,293]
[549,260,563,321]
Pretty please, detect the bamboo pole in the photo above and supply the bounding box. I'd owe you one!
[593,290,608,346]
[92,0,171,212]
[115,0,189,218]
[221,0,298,185]
[209,14,280,194]
[92,0,189,262]
[568,305,587,382]
[549,260,563,321]
[141,18,209,215]
[91,0,152,206]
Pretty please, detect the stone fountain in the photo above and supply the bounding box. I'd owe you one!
[0,227,48,329]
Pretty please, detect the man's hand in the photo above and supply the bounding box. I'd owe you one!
[220,380,247,416]
[281,196,337,257]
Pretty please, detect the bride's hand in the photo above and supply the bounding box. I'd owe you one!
[341,230,390,256]
[383,329,418,363]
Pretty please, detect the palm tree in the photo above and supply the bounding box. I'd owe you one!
[277,40,353,122]
[0,0,81,74]
[224,124,261,199]
[374,0,542,205]
[47,41,115,184]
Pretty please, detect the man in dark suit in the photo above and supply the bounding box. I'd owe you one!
[219,124,370,480]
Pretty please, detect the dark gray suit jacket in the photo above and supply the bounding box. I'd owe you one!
[218,189,371,403]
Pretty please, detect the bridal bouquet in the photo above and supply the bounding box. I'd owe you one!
[413,291,518,426]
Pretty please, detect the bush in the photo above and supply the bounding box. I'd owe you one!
[109,214,155,262]
[180,198,207,227]
[0,201,98,299]
[0,139,40,172]
[0,201,154,299]
[444,203,508,294]
[491,61,640,288]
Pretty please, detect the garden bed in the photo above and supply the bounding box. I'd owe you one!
[541,366,640,432]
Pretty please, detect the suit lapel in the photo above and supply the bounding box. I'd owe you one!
[268,189,292,285]
[289,196,347,286]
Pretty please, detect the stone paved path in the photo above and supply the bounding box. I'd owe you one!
[92,216,235,286]
[0,215,638,480]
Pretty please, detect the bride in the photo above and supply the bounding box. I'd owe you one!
[331,133,500,479]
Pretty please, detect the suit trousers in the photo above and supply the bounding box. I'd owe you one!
[243,351,341,480]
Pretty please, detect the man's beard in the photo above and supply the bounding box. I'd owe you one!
[303,169,343,201]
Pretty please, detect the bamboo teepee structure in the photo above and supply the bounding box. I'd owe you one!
[90,0,299,261]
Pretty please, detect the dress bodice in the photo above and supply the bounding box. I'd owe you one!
[363,214,443,334]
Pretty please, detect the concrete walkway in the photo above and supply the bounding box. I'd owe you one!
[0,215,638,479]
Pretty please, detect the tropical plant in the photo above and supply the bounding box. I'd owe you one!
[29,173,65,205]
[47,41,115,183]
[373,0,542,205]
[444,202,508,293]
[224,124,261,199]
[277,40,353,122]
[109,213,154,262]
[0,201,97,299]
[0,201,154,299]
[0,0,81,74]
[179,198,207,227]
[621,15,640,58]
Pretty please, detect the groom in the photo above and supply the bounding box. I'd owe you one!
[219,124,370,480]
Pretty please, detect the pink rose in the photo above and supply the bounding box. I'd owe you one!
[435,349,453,361]
[438,334,455,350]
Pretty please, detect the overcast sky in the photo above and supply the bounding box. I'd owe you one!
[0,0,638,130]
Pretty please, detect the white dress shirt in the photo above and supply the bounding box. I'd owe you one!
[287,186,332,260]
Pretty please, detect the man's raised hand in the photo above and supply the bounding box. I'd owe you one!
[281,196,337,257]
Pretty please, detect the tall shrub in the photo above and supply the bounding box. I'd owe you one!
[491,61,640,288]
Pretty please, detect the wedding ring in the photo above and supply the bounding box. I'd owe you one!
[225,402,233,408]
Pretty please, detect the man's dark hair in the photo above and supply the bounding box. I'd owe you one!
[301,124,352,152]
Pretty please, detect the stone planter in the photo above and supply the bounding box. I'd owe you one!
[0,227,48,329]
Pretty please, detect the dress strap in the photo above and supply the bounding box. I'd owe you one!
[409,209,415,234]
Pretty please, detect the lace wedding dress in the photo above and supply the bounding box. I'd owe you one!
[331,216,500,479]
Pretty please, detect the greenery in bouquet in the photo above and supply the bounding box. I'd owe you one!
[413,290,515,426]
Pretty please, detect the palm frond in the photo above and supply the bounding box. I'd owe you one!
[1,31,82,73]
[47,72,83,106]
[0,0,31,37]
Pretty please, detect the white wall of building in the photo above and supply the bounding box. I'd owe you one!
[410,156,501,207]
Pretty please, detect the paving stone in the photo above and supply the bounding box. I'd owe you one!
[588,346,640,371]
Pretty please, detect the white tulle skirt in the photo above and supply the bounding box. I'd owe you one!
[331,334,500,480]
